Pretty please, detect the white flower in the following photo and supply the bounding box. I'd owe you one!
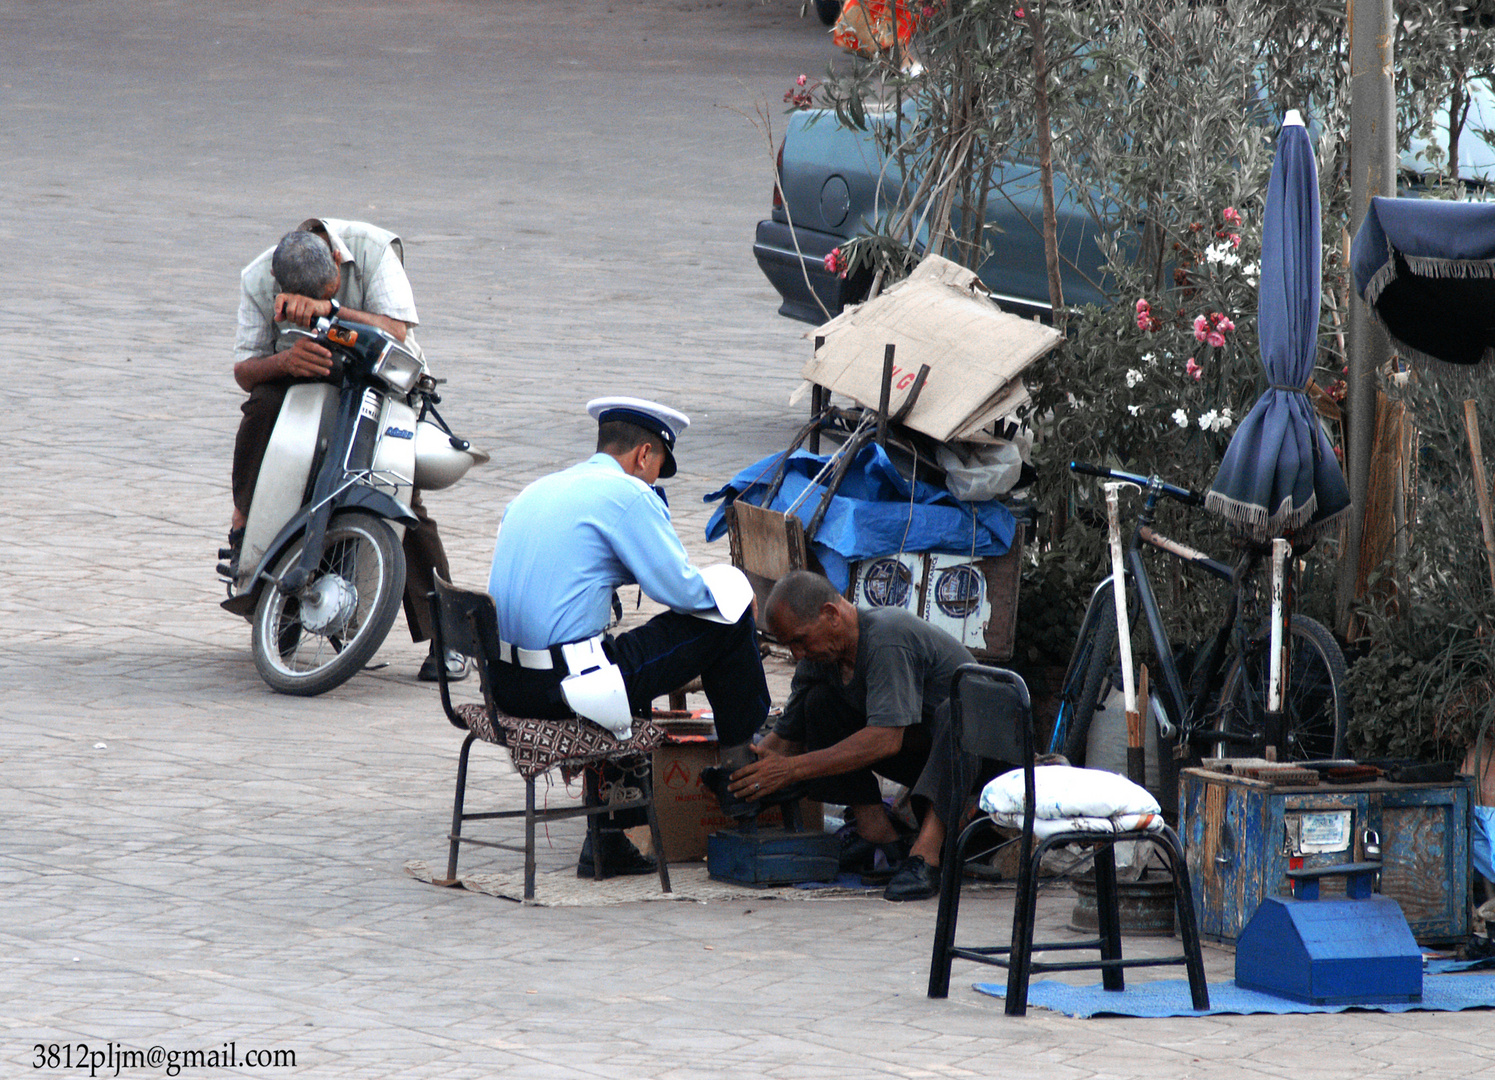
[1205,242,1241,268]
[1141,352,1158,367]
[1128,404,1142,416]
[1242,261,1260,284]
[1126,368,1144,388]
[1197,408,1235,433]
[1173,408,1189,428]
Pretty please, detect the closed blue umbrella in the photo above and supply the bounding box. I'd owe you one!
[1206,112,1351,544]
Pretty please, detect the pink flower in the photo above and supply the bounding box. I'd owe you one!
[1193,314,1209,342]
[1217,315,1235,333]
[1228,233,1241,249]
[1186,358,1203,380]
[1136,298,1150,314]
[922,4,935,16]
[824,247,843,277]
[1223,206,1241,225]
[1015,6,1025,17]
[1207,330,1226,348]
[796,74,808,87]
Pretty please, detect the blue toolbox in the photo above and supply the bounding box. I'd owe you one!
[1180,767,1472,945]
[1235,862,1423,1005]
[707,825,840,887]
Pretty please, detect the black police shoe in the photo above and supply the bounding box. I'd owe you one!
[883,855,939,901]
[576,830,659,879]
[419,647,468,683]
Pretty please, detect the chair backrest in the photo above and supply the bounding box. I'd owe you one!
[949,663,1033,767]
[948,662,1037,858]
[430,575,505,729]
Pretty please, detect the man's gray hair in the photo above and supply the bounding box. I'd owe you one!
[271,230,338,298]
[766,569,842,624]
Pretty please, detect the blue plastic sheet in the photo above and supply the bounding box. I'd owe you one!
[703,443,1016,592]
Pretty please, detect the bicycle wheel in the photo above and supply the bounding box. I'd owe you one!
[1057,588,1119,766]
[1213,614,1348,761]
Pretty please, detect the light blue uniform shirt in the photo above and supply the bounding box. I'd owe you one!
[487,453,719,649]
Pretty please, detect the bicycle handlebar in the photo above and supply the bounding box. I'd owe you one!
[1069,461,1205,507]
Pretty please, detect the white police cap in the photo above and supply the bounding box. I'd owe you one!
[586,396,691,478]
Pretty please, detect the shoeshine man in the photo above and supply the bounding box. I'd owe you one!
[731,570,977,902]
[486,397,770,879]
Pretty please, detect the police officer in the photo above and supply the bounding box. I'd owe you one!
[486,397,769,878]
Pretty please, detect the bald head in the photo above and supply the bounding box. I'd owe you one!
[765,570,858,665]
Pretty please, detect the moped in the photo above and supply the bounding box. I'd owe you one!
[219,310,487,696]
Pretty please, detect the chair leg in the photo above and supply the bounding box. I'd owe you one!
[643,790,672,894]
[927,815,977,998]
[1006,837,1045,1016]
[444,732,477,883]
[524,779,538,902]
[1094,844,1125,992]
[1157,826,1211,1011]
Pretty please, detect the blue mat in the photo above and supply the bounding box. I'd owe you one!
[973,973,1495,1017]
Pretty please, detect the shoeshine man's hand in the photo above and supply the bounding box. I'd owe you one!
[728,745,797,800]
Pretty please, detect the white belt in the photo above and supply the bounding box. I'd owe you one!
[496,634,607,674]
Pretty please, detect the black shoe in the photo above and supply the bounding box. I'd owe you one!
[839,833,911,883]
[419,647,469,683]
[884,855,939,901]
[576,830,659,879]
[699,766,761,822]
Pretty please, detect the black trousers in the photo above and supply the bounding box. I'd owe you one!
[793,686,997,828]
[233,379,450,643]
[491,607,770,828]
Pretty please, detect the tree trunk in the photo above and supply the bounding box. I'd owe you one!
[1026,1,1065,330]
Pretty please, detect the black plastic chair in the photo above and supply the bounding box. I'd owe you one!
[428,576,671,902]
[927,663,1208,1014]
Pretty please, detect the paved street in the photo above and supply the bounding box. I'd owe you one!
[2,1,1492,1076]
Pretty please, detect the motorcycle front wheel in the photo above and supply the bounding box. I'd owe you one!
[251,511,406,696]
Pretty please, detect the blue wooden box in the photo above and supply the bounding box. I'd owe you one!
[1180,768,1472,945]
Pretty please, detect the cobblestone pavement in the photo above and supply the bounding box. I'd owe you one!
[2,1,1492,1077]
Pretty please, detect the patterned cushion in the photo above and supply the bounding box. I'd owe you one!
[453,703,667,780]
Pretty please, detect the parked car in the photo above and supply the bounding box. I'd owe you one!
[754,82,1495,327]
[752,104,1115,325]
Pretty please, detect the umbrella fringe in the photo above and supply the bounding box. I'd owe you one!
[1402,255,1495,282]
[1205,490,1348,546]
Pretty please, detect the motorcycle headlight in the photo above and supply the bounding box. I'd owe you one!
[373,343,424,393]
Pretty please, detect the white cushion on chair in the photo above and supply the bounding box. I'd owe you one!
[979,765,1164,838]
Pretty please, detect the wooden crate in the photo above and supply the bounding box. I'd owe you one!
[1180,768,1473,946]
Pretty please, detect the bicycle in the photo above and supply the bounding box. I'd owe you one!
[1048,461,1349,808]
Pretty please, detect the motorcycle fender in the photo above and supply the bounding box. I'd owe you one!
[240,383,338,576]
[371,396,418,507]
[221,492,418,622]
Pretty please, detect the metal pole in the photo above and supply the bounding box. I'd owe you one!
[1339,0,1397,636]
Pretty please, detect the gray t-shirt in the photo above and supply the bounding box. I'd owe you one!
[775,607,974,740]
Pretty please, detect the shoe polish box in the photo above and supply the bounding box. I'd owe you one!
[636,724,822,862]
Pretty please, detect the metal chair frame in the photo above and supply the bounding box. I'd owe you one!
[927,663,1208,1014]
[429,576,671,901]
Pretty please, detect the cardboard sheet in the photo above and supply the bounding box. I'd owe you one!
[803,254,1062,443]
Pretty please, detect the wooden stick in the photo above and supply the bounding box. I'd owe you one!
[1464,399,1495,596]
[1127,665,1148,787]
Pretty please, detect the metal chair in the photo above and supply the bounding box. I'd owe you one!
[927,663,1208,1014]
[428,576,671,901]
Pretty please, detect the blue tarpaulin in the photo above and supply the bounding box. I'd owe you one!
[703,443,1016,593]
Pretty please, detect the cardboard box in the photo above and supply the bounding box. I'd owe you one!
[635,731,824,862]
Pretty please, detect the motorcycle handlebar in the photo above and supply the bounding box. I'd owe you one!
[1069,461,1204,506]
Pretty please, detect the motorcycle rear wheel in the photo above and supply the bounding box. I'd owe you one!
[251,511,406,696]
